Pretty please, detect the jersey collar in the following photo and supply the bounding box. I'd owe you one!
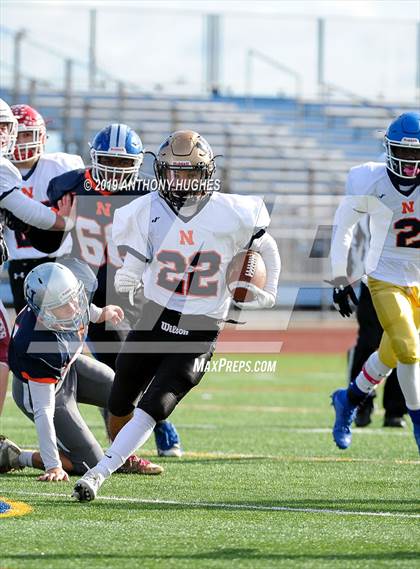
[20,157,41,181]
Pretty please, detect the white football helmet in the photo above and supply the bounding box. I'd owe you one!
[24,263,89,332]
[0,99,18,157]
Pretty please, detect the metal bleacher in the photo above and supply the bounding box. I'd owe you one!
[0,88,414,307]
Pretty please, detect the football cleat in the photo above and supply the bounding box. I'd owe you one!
[355,397,374,428]
[383,414,406,428]
[117,455,163,475]
[0,435,23,473]
[331,389,357,450]
[411,422,420,454]
[72,470,104,502]
[154,421,183,457]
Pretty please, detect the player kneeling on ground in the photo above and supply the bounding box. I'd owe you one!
[330,112,420,454]
[72,130,281,501]
[0,262,163,481]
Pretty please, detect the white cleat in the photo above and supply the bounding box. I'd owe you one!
[157,443,183,458]
[72,470,104,502]
[0,435,23,473]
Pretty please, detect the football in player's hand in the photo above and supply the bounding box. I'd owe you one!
[226,250,266,302]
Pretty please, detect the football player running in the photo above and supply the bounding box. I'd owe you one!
[330,112,420,453]
[28,123,184,458]
[72,130,281,501]
[3,104,83,313]
[0,262,163,481]
[0,99,74,232]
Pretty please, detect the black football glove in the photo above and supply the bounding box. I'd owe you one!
[332,279,359,318]
[0,208,30,233]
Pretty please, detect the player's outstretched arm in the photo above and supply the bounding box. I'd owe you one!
[329,196,365,318]
[0,189,75,232]
[27,380,69,482]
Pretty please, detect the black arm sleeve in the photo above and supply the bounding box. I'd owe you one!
[25,226,66,254]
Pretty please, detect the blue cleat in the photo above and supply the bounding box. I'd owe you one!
[407,410,420,455]
[154,421,183,457]
[412,423,420,455]
[331,389,357,450]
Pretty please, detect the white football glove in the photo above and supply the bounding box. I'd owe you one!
[114,268,142,306]
[230,281,276,310]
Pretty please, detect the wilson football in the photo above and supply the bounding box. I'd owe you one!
[226,250,266,302]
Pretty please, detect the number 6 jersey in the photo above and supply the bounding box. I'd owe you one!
[331,162,419,286]
[113,191,270,319]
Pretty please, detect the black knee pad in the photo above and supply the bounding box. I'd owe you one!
[139,391,178,423]
[108,386,135,417]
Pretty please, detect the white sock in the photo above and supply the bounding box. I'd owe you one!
[397,362,420,411]
[18,451,34,468]
[94,408,156,479]
[355,351,392,394]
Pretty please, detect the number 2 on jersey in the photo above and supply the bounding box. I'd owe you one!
[394,217,420,248]
[157,250,221,297]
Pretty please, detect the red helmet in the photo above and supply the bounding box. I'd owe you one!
[11,104,46,162]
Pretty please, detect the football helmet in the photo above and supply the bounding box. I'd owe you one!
[383,112,420,179]
[90,124,144,192]
[0,98,18,157]
[154,130,216,210]
[24,262,89,332]
[11,104,46,163]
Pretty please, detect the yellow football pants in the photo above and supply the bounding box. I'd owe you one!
[368,276,420,368]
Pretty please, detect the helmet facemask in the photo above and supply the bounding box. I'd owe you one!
[155,159,215,211]
[384,138,420,180]
[13,126,46,163]
[27,278,89,332]
[90,150,142,192]
[0,120,18,158]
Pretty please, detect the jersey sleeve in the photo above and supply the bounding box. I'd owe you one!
[27,380,62,471]
[112,197,152,262]
[1,187,56,229]
[0,158,21,201]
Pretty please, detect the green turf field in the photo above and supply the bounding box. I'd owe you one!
[1,354,419,569]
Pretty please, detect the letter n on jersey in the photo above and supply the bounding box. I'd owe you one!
[179,230,194,245]
[96,201,112,217]
[402,201,414,214]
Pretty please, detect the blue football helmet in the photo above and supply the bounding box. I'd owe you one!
[90,124,144,191]
[383,112,420,179]
[24,263,89,332]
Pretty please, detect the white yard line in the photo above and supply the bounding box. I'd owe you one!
[7,490,420,519]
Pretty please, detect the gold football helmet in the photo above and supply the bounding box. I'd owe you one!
[154,130,216,210]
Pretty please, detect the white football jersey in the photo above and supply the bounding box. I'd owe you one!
[332,162,419,286]
[4,153,83,260]
[113,192,270,318]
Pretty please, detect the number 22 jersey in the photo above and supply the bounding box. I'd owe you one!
[113,191,270,319]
